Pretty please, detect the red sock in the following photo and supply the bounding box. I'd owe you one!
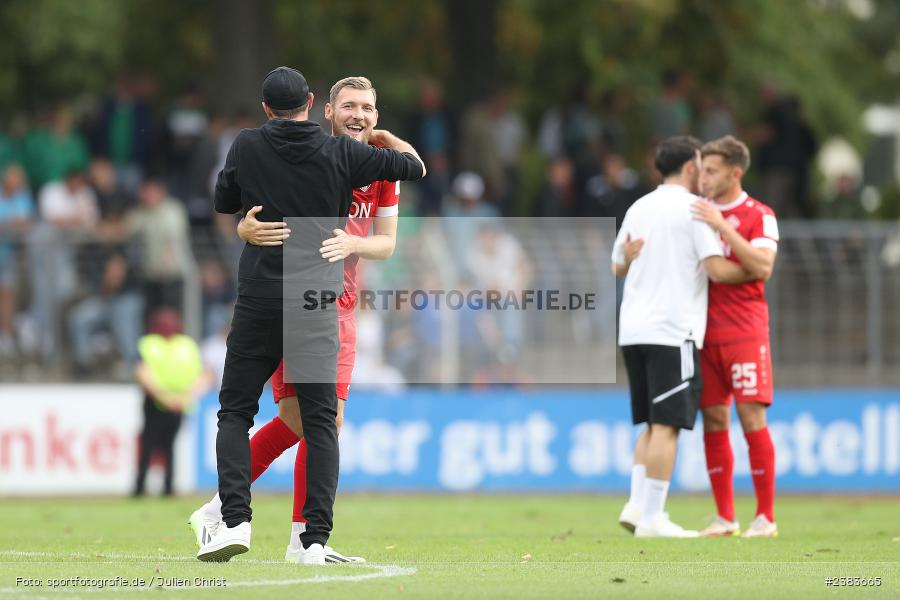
[292,438,308,523]
[704,430,735,522]
[249,417,300,482]
[745,427,776,522]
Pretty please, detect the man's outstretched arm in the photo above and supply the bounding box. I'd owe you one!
[368,130,426,176]
[703,255,753,283]
[692,200,775,280]
[320,214,398,263]
[350,130,426,187]
[237,205,291,246]
[611,234,645,278]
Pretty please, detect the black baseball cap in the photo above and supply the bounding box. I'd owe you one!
[261,66,310,110]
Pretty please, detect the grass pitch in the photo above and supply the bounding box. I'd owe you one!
[0,494,897,599]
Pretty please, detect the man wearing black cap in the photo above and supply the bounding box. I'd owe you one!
[197,66,425,563]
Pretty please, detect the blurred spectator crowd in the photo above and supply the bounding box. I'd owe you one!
[0,76,241,378]
[0,70,858,382]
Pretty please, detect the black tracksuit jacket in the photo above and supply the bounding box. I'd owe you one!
[211,118,423,546]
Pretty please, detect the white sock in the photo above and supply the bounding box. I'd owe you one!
[639,478,670,527]
[205,494,223,520]
[288,521,307,550]
[628,464,646,508]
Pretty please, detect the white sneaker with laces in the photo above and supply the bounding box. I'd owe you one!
[323,545,366,564]
[635,513,700,538]
[296,542,326,566]
[618,502,641,534]
[189,506,223,548]
[742,514,778,538]
[700,516,741,537]
[197,521,251,562]
[286,544,366,564]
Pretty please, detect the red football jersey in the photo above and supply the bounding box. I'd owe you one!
[337,179,400,314]
[705,193,778,345]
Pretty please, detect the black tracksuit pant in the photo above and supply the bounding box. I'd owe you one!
[217,294,339,548]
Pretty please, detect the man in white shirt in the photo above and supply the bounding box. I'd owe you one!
[38,169,99,228]
[27,169,99,362]
[611,136,749,538]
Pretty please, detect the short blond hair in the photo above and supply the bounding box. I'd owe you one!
[702,135,751,172]
[329,76,377,106]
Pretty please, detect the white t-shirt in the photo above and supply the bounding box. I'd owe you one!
[468,230,527,292]
[612,184,723,348]
[38,181,99,226]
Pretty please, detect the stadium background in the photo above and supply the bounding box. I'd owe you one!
[2,0,900,499]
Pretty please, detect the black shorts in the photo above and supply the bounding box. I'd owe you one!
[621,342,702,430]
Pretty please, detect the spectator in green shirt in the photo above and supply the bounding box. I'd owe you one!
[21,108,89,191]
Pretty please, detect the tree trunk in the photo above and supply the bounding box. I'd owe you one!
[211,0,276,115]
[445,0,499,109]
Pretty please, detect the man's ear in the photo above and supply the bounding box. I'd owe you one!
[324,102,333,122]
[261,101,271,119]
[306,92,314,112]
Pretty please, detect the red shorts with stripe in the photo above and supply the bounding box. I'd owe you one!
[272,314,357,402]
[699,339,773,407]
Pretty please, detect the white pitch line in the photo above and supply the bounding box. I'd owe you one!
[224,566,416,587]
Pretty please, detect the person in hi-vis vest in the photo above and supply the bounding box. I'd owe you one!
[133,308,210,496]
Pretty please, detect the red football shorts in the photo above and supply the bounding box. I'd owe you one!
[272,314,357,402]
[700,339,773,407]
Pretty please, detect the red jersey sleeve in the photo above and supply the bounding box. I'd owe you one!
[748,203,778,252]
[375,180,400,217]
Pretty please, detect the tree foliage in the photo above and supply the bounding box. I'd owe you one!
[0,0,896,147]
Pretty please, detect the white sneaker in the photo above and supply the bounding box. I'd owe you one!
[700,516,740,537]
[197,521,250,562]
[189,506,223,548]
[635,513,700,538]
[295,542,326,566]
[285,545,302,563]
[323,545,366,564]
[618,502,641,534]
[742,514,778,538]
[286,544,366,564]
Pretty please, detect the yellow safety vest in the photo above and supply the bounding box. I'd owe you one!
[138,333,203,412]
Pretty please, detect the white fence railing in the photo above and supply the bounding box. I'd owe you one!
[1,219,899,386]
